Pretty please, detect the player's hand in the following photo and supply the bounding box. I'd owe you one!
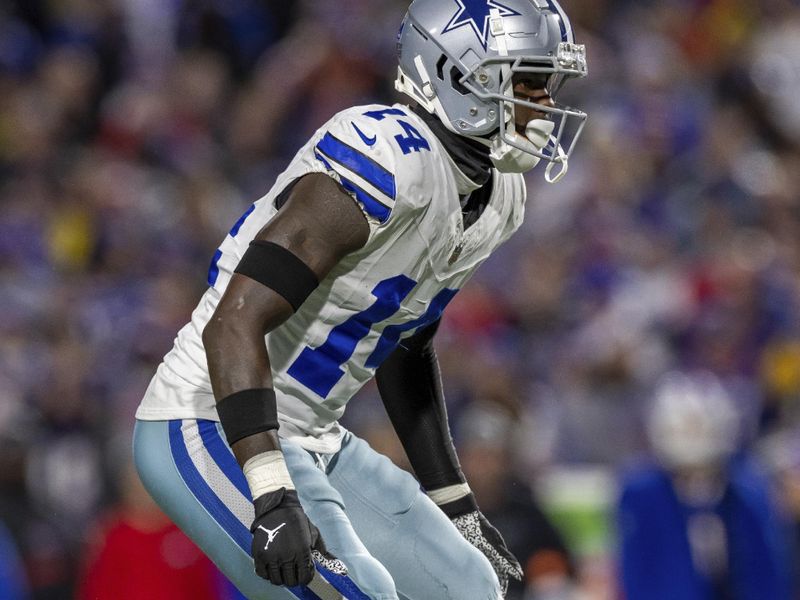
[250,487,346,587]
[440,495,523,596]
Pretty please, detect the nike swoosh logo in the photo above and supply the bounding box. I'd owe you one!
[352,122,377,147]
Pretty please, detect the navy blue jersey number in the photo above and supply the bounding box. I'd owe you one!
[363,108,430,155]
[287,276,456,398]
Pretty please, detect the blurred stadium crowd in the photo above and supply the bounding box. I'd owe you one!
[1,0,800,598]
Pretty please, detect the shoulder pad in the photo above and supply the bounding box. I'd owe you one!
[312,105,432,225]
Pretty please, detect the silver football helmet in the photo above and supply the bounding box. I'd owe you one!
[396,0,587,180]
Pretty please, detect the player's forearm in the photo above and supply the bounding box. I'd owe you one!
[203,318,283,463]
[380,340,524,590]
[204,316,275,400]
[203,279,296,468]
[376,340,466,490]
[202,264,297,457]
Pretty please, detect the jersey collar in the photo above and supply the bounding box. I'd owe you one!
[410,104,492,195]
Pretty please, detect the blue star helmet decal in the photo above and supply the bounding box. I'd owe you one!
[442,0,521,50]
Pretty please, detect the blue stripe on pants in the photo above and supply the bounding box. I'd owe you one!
[168,420,253,554]
[168,420,320,600]
[139,419,502,599]
[196,420,252,501]
[195,421,371,599]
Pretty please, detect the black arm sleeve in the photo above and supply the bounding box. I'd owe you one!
[375,319,465,491]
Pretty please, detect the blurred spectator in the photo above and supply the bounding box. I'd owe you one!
[0,519,28,600]
[76,459,233,600]
[759,428,800,596]
[457,397,575,600]
[618,371,792,600]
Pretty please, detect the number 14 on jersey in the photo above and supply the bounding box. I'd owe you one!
[363,108,430,155]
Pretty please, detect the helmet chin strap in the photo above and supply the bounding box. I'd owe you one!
[491,118,571,181]
[489,118,564,175]
[487,70,538,174]
[489,131,540,173]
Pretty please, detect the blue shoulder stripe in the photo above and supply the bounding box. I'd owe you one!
[339,177,392,223]
[314,150,392,223]
[315,133,396,200]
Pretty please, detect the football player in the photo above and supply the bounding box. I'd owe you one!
[133,0,587,598]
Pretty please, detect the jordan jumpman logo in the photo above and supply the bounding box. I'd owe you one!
[257,522,286,551]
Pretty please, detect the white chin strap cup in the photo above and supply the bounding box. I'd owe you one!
[525,118,554,149]
[490,118,570,178]
[489,133,541,173]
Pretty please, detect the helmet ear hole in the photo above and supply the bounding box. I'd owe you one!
[449,66,469,96]
[435,55,447,80]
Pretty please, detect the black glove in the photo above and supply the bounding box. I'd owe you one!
[440,494,523,596]
[250,487,346,587]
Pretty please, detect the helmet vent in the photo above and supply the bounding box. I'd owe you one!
[450,67,469,96]
[435,55,447,80]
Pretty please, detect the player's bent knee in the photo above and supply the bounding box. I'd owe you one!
[455,545,502,600]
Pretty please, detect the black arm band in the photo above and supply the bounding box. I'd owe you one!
[234,241,319,312]
[216,388,279,446]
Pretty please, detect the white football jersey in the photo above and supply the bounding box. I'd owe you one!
[136,103,526,453]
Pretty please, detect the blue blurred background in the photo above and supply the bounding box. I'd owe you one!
[1,0,800,598]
